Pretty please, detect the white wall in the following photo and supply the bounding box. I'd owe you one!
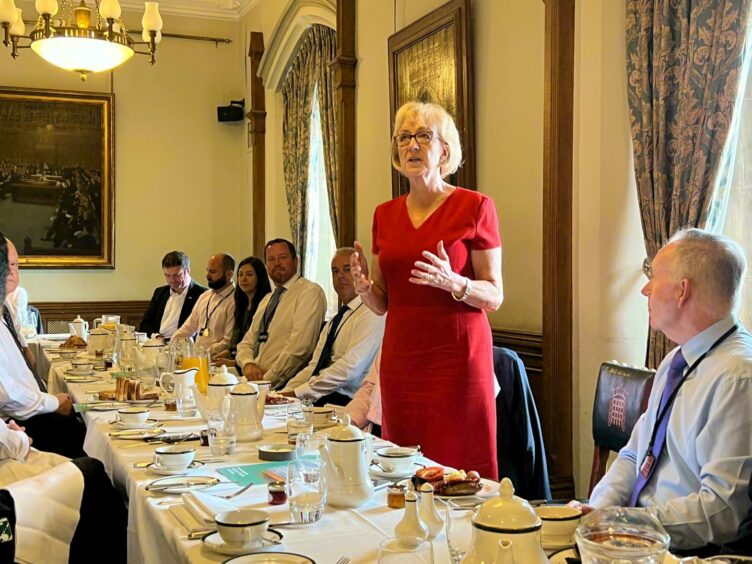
[1,5,247,300]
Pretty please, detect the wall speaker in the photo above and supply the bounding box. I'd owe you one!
[217,99,245,122]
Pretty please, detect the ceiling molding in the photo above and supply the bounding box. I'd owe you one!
[119,0,261,21]
[257,0,336,91]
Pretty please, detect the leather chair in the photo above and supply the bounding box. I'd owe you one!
[588,361,655,495]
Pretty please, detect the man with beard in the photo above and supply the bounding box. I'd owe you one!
[236,239,326,388]
[172,253,236,356]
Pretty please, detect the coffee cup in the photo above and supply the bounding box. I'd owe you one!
[154,445,195,470]
[117,407,150,425]
[535,505,581,545]
[375,446,420,474]
[215,509,270,546]
[71,359,93,373]
[311,407,335,426]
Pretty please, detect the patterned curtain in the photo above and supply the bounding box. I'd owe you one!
[315,27,339,242]
[626,0,751,367]
[281,25,337,268]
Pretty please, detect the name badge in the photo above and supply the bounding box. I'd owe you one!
[639,452,655,479]
[200,328,210,337]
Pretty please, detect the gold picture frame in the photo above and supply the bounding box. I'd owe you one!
[0,87,115,268]
[388,0,475,197]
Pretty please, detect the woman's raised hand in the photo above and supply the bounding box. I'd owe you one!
[410,240,461,293]
[350,241,373,295]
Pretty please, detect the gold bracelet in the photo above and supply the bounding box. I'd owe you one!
[451,277,471,302]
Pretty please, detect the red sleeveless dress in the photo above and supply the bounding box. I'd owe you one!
[372,188,500,479]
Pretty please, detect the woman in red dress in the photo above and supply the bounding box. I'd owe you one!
[351,102,504,479]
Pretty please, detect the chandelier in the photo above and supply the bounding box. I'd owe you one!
[0,0,164,80]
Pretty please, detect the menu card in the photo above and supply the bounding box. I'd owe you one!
[218,462,288,486]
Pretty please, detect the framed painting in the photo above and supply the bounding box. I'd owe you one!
[0,87,114,268]
[388,0,475,197]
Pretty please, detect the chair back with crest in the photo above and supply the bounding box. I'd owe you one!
[589,361,655,495]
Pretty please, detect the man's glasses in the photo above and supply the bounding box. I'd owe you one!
[393,130,435,147]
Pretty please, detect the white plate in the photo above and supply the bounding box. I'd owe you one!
[126,398,163,406]
[109,428,166,440]
[88,402,129,411]
[548,548,683,564]
[223,553,315,564]
[369,463,423,480]
[202,530,283,556]
[147,460,206,477]
[145,472,218,494]
[112,419,161,430]
[64,368,97,375]
[396,476,499,499]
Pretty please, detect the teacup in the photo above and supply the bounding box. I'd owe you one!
[215,509,270,546]
[58,349,79,360]
[375,446,420,474]
[311,407,335,426]
[71,359,93,372]
[535,504,582,545]
[154,445,195,470]
[117,407,150,426]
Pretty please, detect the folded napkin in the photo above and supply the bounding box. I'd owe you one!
[181,491,236,525]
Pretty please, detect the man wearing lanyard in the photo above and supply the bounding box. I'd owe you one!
[578,228,752,553]
[172,253,236,356]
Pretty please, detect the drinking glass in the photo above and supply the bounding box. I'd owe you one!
[207,411,237,455]
[287,406,313,445]
[378,539,434,563]
[295,432,324,462]
[183,346,211,394]
[288,459,326,523]
[20,309,38,339]
[174,383,197,417]
[445,500,474,563]
[116,337,138,372]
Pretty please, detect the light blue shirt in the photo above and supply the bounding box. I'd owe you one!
[590,315,752,549]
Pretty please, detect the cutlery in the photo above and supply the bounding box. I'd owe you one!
[146,479,216,492]
[336,558,350,564]
[212,482,255,499]
[119,436,198,449]
[133,457,228,468]
[187,529,216,540]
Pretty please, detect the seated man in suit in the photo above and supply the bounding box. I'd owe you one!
[0,235,126,563]
[578,228,752,553]
[139,251,207,339]
[0,234,84,459]
[236,239,327,388]
[279,247,385,406]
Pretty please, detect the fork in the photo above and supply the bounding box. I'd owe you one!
[336,558,350,564]
[212,482,254,500]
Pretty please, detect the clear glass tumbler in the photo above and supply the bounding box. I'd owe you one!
[288,459,326,523]
[445,500,474,563]
[207,411,236,456]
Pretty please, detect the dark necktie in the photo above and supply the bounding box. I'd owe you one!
[628,349,687,506]
[2,307,47,392]
[311,304,349,376]
[253,286,286,357]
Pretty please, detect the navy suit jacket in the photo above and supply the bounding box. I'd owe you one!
[139,280,207,336]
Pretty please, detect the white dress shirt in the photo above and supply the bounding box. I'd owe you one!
[159,285,190,338]
[282,297,385,401]
[0,419,30,461]
[236,275,326,387]
[345,348,383,428]
[0,321,59,419]
[171,284,235,356]
[590,315,752,549]
[5,287,28,347]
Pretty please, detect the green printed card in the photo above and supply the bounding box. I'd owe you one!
[218,462,288,486]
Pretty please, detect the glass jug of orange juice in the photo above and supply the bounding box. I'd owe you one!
[182,345,211,394]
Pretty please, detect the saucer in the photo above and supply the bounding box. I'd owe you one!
[542,538,575,551]
[369,462,423,479]
[223,553,315,563]
[147,460,206,476]
[202,529,283,556]
[109,428,165,440]
[65,368,96,376]
[111,419,161,430]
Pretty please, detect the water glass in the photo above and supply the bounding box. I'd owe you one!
[378,539,434,563]
[295,432,324,462]
[207,412,237,456]
[287,407,313,445]
[20,309,38,339]
[175,384,197,418]
[446,500,474,563]
[288,459,326,523]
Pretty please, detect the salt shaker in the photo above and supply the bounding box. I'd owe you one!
[418,482,444,539]
[394,488,428,548]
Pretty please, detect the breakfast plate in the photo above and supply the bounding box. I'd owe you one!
[147,460,206,477]
[396,476,500,499]
[88,402,129,411]
[202,529,283,556]
[144,472,218,492]
[223,553,316,563]
[369,462,424,480]
[111,419,161,430]
[109,428,166,440]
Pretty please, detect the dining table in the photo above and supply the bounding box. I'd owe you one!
[45,352,462,564]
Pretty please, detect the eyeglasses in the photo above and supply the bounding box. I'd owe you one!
[393,130,435,147]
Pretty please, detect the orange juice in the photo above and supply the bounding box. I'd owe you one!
[184,356,210,394]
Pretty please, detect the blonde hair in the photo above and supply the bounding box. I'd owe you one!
[391,101,463,178]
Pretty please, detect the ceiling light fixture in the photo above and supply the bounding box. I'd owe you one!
[0,0,163,80]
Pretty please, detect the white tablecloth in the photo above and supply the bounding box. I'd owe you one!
[28,333,71,386]
[48,360,455,564]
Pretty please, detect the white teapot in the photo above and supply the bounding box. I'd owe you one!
[194,366,239,420]
[228,378,263,442]
[138,336,166,366]
[320,414,374,508]
[69,316,89,340]
[463,478,548,564]
[87,327,109,355]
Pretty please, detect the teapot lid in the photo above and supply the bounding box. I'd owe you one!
[327,414,365,442]
[231,377,258,396]
[473,478,541,532]
[73,315,85,323]
[143,336,165,347]
[210,365,239,387]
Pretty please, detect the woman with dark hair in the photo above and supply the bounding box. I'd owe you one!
[214,256,271,366]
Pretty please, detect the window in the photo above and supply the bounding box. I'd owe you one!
[303,84,338,318]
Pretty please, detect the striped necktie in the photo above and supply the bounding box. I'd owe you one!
[2,307,47,392]
[311,305,349,376]
[253,286,286,357]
